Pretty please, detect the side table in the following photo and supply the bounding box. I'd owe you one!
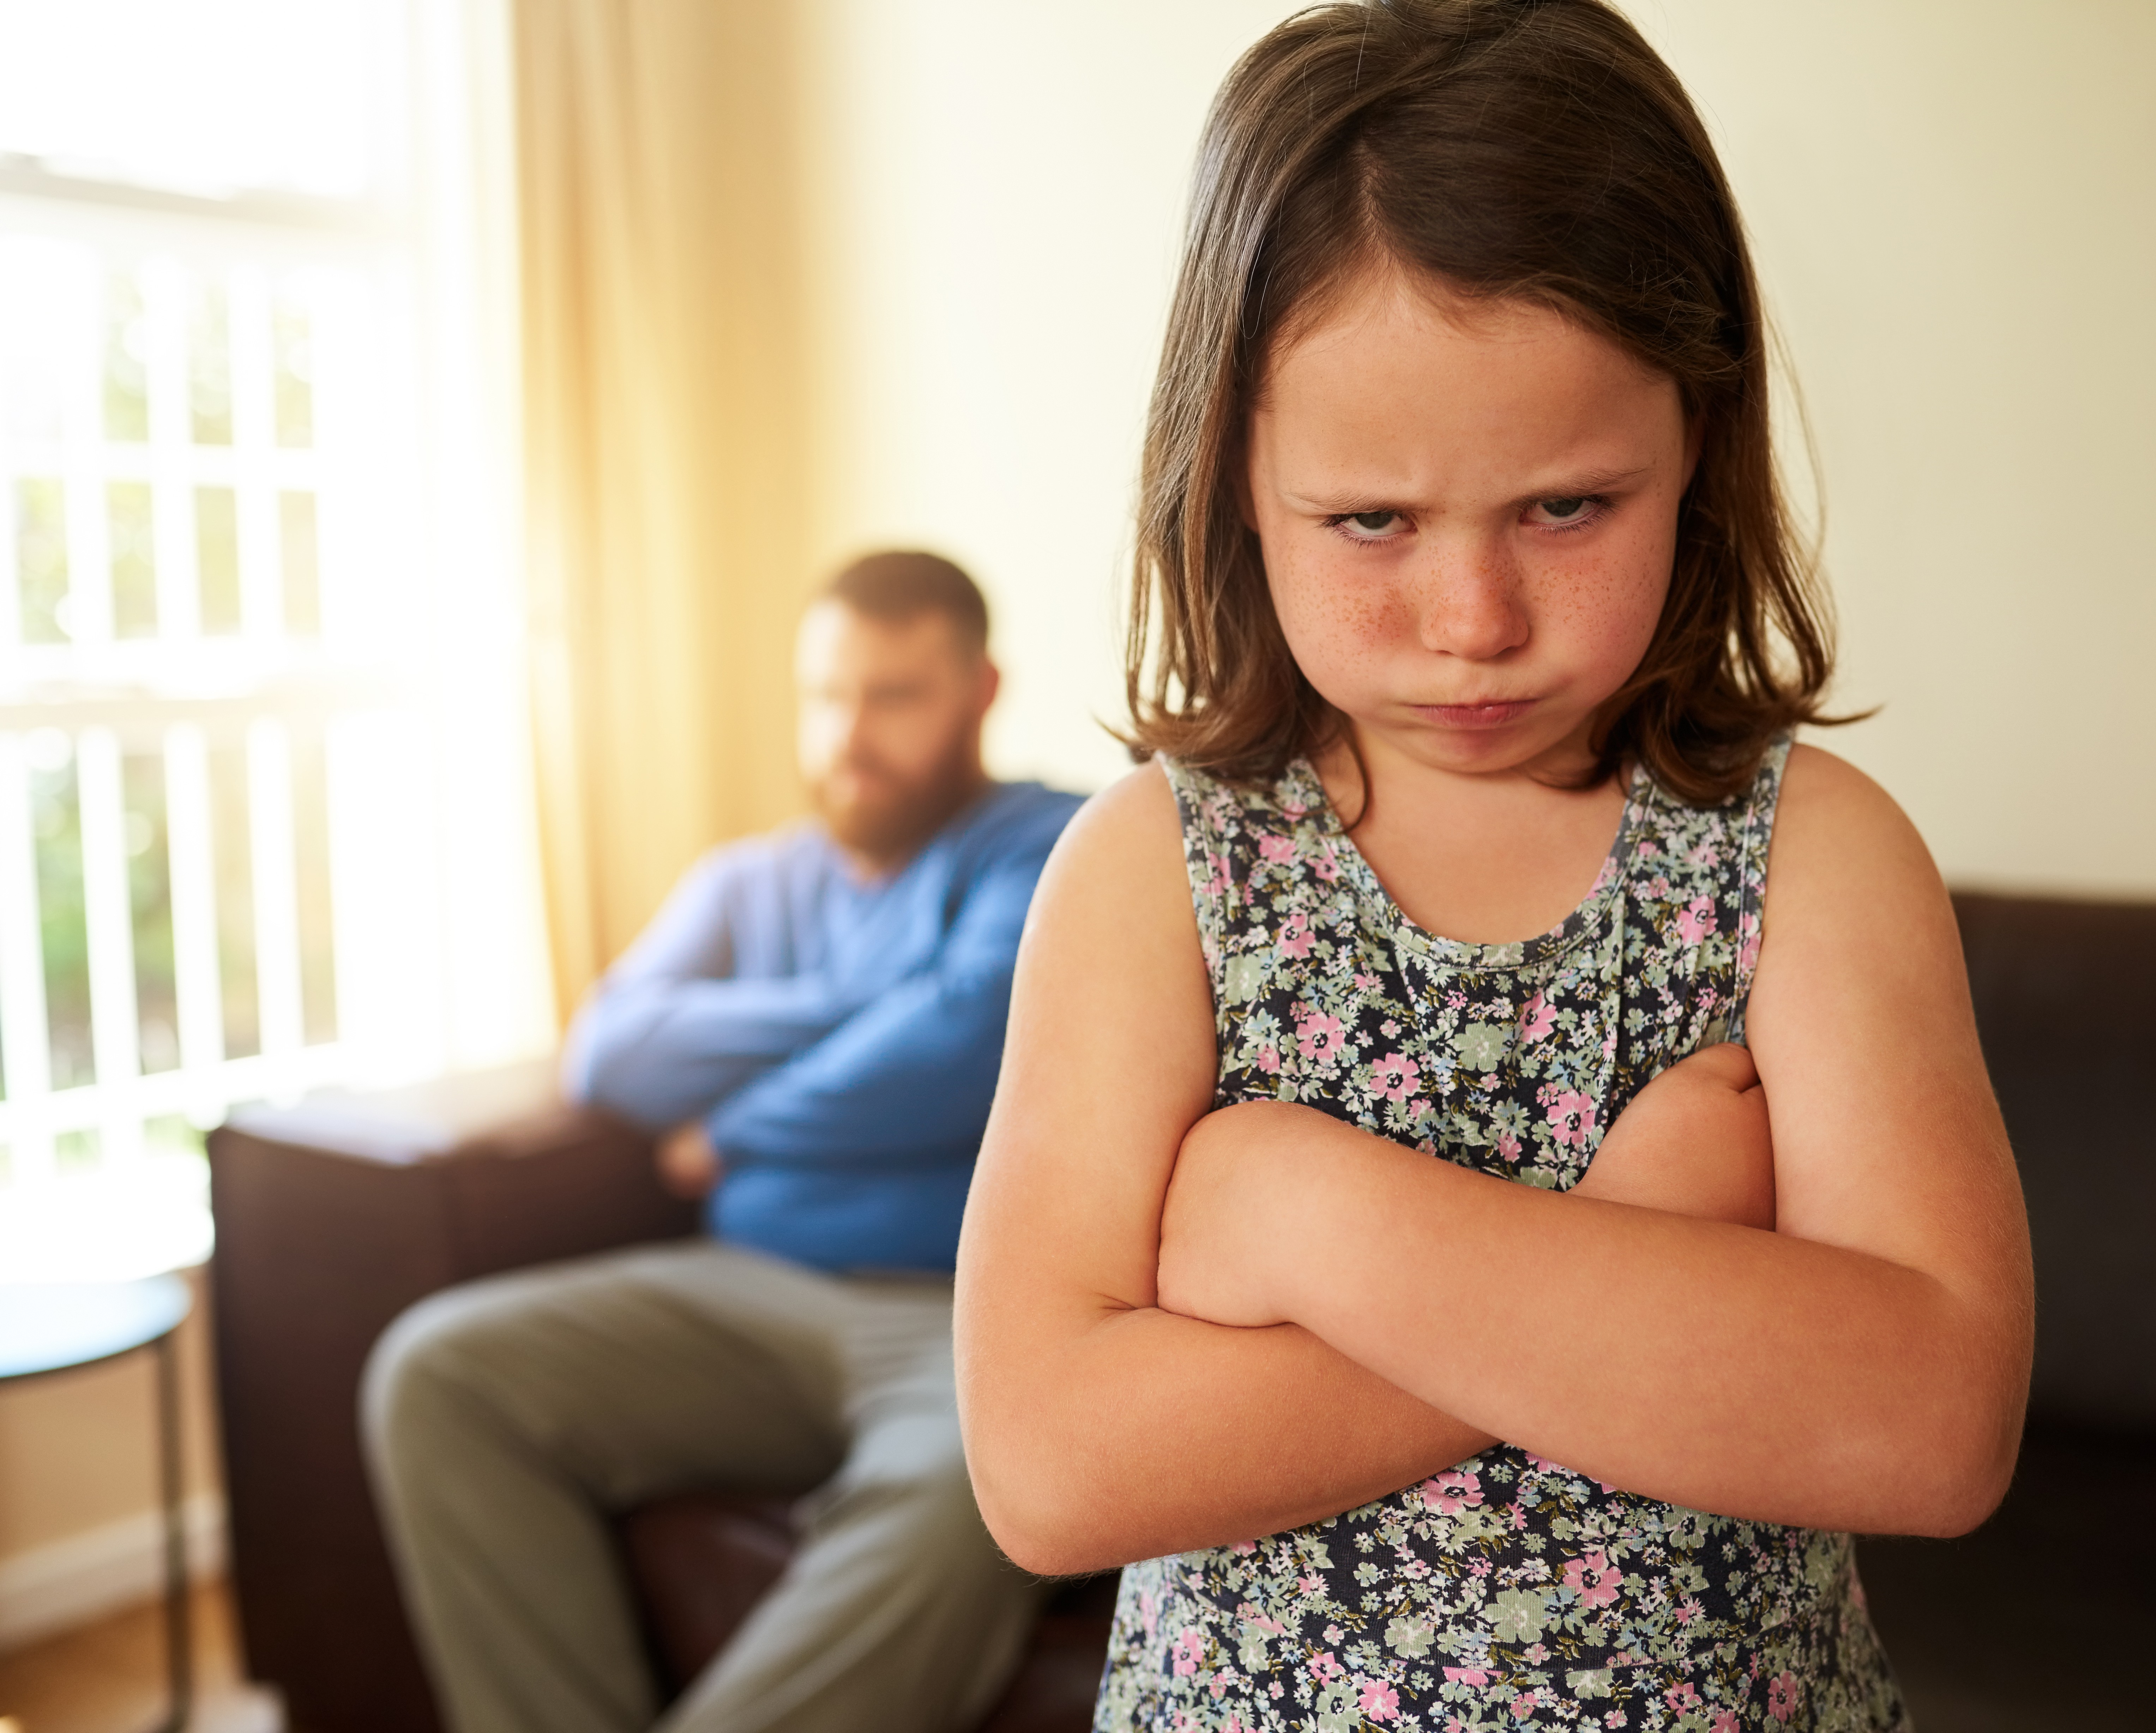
[0,1276,193,1733]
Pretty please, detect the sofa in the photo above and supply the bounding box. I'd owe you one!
[208,890,2154,1733]
[1842,892,2155,1733]
[209,1064,1114,1733]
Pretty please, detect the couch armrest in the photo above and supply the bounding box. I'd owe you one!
[209,1059,698,1733]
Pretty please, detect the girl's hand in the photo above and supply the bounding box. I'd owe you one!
[1157,1044,1772,1333]
[1157,1099,1350,1328]
[1572,1043,1775,1229]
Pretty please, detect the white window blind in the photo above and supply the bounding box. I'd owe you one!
[0,0,553,1280]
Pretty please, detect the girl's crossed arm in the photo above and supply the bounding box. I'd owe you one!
[1154,746,2031,1541]
[957,762,1794,1576]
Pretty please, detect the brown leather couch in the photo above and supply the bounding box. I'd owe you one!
[210,890,2155,1733]
[1848,892,2155,1733]
[208,1067,1114,1733]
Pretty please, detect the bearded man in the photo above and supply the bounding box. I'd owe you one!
[364,553,1082,1733]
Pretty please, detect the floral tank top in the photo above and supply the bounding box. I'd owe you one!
[1095,740,1908,1733]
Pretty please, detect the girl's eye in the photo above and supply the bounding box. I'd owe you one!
[1328,509,1410,542]
[1527,495,1607,530]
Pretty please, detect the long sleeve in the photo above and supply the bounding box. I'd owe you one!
[559,782,1081,1273]
[708,851,1042,1165]
[561,845,862,1129]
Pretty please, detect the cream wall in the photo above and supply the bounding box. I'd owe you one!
[796,0,1294,797]
[798,0,2156,896]
[1637,0,2156,893]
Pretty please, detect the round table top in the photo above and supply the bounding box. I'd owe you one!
[0,1275,192,1381]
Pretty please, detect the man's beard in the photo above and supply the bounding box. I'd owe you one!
[811,735,983,869]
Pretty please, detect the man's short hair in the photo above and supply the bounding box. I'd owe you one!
[820,551,989,654]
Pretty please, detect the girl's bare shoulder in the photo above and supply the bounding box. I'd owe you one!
[983,761,1218,1237]
[1777,741,1909,823]
[1754,743,1973,1086]
[1064,756,1182,841]
[1770,743,1944,909]
[1034,758,1190,919]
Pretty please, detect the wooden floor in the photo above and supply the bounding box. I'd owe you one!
[0,1581,279,1733]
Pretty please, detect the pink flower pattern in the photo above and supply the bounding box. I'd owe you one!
[1277,909,1315,960]
[1563,1549,1622,1610]
[1371,1051,1423,1103]
[1517,990,1558,1044]
[1098,741,1907,1733]
[1543,1088,1598,1151]
[1420,1469,1483,1516]
[1673,894,1718,948]
[1293,1009,1347,1063]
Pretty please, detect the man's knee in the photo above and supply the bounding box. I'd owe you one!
[361,1284,505,1482]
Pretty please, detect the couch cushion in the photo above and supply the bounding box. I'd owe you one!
[619,1492,801,1694]
[1953,892,2156,1431]
[1859,1424,2156,1731]
[621,1490,1117,1733]
[976,1576,1120,1733]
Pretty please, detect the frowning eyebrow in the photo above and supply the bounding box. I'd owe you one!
[1284,464,1656,514]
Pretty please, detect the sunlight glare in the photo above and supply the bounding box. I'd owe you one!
[0,0,395,202]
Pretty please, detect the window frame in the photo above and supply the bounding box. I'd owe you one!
[0,0,553,1279]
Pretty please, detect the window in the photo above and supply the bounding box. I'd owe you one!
[0,0,552,1279]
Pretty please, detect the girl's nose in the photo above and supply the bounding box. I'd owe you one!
[1410,536,1529,662]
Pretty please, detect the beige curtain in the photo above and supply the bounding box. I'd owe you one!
[514,0,812,1020]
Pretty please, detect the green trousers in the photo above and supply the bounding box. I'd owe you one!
[362,1241,1046,1733]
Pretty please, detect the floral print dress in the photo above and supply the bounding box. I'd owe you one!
[1095,741,1908,1733]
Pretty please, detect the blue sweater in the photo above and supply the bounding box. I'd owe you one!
[562,781,1083,1273]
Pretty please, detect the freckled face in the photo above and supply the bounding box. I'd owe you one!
[1247,271,1694,778]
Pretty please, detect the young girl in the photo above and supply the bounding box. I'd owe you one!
[956,2,2030,1728]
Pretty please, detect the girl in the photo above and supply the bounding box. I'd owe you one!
[956,1,2031,1728]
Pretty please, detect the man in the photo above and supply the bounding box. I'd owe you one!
[364,552,1083,1733]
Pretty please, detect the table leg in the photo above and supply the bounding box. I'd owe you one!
[149,1330,193,1733]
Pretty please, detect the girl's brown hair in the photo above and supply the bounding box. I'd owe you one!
[1125,0,1836,803]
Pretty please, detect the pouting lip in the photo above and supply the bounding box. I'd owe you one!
[1409,699,1537,728]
